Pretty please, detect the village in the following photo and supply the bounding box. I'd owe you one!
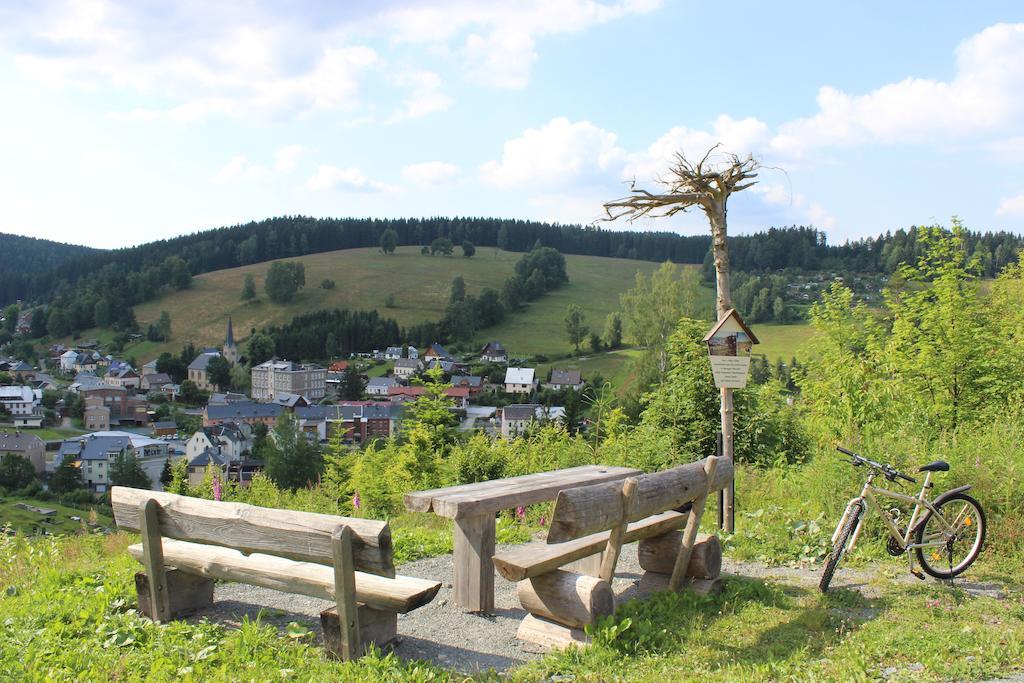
[0,317,587,497]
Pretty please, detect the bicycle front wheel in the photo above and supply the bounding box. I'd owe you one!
[915,493,986,579]
[820,502,862,593]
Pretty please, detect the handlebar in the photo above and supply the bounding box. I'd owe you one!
[836,446,917,484]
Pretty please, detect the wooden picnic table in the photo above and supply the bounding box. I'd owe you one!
[404,464,642,613]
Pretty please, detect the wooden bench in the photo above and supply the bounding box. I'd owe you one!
[111,487,442,661]
[404,464,641,613]
[491,455,732,649]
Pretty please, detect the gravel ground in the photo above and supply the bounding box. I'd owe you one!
[189,544,1009,676]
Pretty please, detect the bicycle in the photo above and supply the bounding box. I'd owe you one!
[819,446,986,593]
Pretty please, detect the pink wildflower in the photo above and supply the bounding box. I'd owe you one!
[353,491,361,511]
[539,515,547,527]
[515,505,526,520]
[212,475,222,502]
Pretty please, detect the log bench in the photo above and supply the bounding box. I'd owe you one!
[111,487,442,661]
[491,455,732,649]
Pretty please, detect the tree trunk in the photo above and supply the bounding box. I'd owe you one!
[707,199,735,533]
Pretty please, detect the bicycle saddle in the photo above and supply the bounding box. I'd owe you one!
[918,460,949,472]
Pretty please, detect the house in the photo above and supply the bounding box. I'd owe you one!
[422,343,451,362]
[393,358,422,380]
[449,375,484,397]
[425,358,465,375]
[480,341,508,364]
[251,359,326,402]
[152,421,178,437]
[142,359,159,374]
[384,346,404,361]
[84,396,111,431]
[272,392,309,410]
[406,346,419,360]
[2,360,36,381]
[208,391,249,405]
[366,376,398,396]
[204,401,284,428]
[30,373,59,392]
[185,422,252,465]
[105,366,140,391]
[79,385,147,426]
[59,350,79,373]
[544,369,584,391]
[0,431,46,475]
[63,430,170,492]
[0,386,40,417]
[187,448,228,488]
[140,372,173,392]
[461,405,497,433]
[504,367,536,394]
[295,403,400,443]
[499,404,541,439]
[72,352,99,373]
[69,372,105,393]
[187,352,222,392]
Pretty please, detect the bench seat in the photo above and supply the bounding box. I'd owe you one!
[492,510,687,582]
[128,539,441,613]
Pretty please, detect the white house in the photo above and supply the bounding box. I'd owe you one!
[543,369,584,391]
[59,350,79,373]
[500,404,539,438]
[384,346,404,361]
[185,423,253,465]
[393,358,422,380]
[504,367,536,394]
[367,376,398,396]
[0,386,40,416]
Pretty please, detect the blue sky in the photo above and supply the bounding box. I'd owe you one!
[2,1,1024,249]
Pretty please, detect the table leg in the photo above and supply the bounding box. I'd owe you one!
[453,513,495,613]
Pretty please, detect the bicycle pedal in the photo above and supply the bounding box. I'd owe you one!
[910,570,926,581]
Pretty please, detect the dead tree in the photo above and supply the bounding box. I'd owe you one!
[601,146,761,533]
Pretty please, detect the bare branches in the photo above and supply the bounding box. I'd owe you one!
[600,147,761,225]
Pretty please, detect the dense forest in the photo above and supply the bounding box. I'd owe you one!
[2,219,1021,336]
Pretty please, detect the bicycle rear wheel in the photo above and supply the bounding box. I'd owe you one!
[915,493,985,579]
[820,502,862,593]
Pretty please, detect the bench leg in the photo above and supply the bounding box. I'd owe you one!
[135,570,214,620]
[453,513,495,613]
[321,605,397,659]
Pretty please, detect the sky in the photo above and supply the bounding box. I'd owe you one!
[2,1,1024,249]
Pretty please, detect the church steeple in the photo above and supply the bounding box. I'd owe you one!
[224,316,238,364]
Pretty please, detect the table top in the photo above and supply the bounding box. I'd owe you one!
[403,464,641,519]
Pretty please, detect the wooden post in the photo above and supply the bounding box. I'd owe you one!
[453,513,496,613]
[331,525,360,661]
[139,498,171,623]
[668,457,718,591]
[721,388,735,533]
[599,477,638,582]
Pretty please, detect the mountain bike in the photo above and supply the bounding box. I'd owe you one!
[819,446,986,592]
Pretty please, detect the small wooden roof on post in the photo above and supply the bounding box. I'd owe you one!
[702,309,759,345]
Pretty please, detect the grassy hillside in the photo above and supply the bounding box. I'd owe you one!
[749,322,816,361]
[0,497,114,536]
[121,247,704,361]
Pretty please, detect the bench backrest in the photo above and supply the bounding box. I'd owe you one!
[111,487,395,577]
[546,456,733,544]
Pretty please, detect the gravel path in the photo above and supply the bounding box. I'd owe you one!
[190,545,1009,676]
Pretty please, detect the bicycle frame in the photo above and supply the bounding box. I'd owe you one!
[831,470,958,572]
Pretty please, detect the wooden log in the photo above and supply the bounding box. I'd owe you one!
[639,571,725,597]
[321,605,397,658]
[516,613,590,650]
[493,510,686,582]
[135,569,214,620]
[599,477,638,582]
[127,539,440,613]
[547,457,733,543]
[638,532,721,578]
[139,498,170,623]
[669,457,717,591]
[563,552,602,577]
[516,570,614,630]
[112,486,394,577]
[452,513,495,613]
[331,526,360,661]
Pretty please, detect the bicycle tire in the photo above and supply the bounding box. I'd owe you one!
[915,492,986,579]
[820,502,862,593]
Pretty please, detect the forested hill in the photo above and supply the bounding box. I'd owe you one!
[0,233,100,301]
[2,217,1021,309]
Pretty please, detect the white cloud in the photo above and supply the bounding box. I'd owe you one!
[463,31,536,90]
[274,144,305,173]
[772,23,1024,156]
[307,165,388,192]
[480,117,624,187]
[402,161,461,185]
[214,156,271,183]
[389,69,453,121]
[996,193,1024,217]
